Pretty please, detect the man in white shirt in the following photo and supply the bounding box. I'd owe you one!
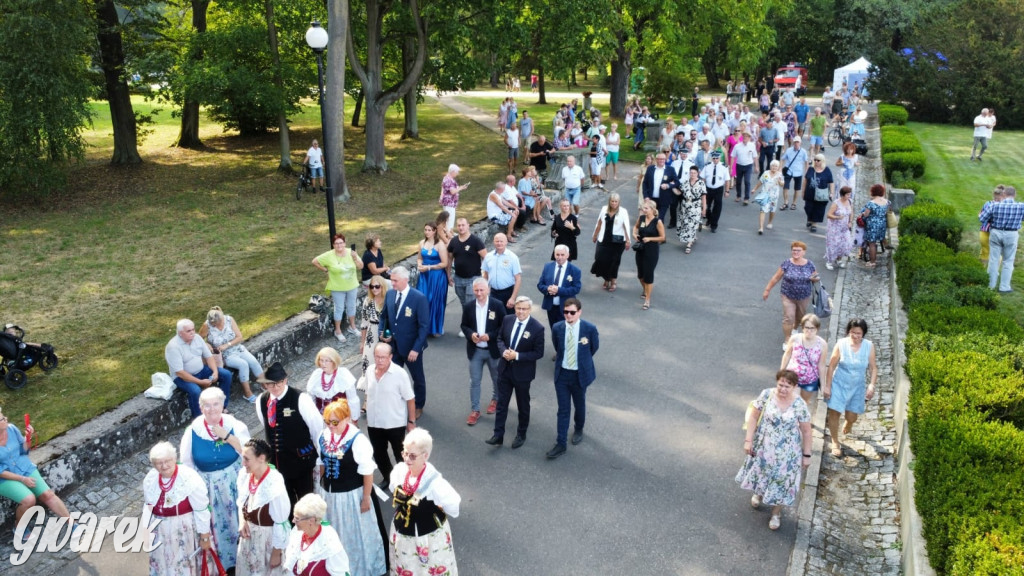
[364,343,416,489]
[697,123,716,149]
[780,137,809,210]
[712,116,731,146]
[505,121,520,174]
[731,132,757,203]
[561,155,586,215]
[302,139,325,192]
[700,150,731,233]
[487,181,519,239]
[972,108,995,162]
[677,116,695,139]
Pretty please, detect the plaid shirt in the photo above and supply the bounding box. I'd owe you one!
[980,199,1024,231]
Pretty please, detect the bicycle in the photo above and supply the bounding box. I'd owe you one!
[826,120,850,147]
[296,163,313,200]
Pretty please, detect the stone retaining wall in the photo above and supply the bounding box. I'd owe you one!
[0,216,505,528]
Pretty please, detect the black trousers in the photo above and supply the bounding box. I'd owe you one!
[492,285,515,314]
[368,426,406,482]
[706,186,725,230]
[280,469,315,511]
[669,194,682,228]
[546,305,565,332]
[493,372,533,438]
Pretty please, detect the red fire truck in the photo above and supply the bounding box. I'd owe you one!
[774,63,808,96]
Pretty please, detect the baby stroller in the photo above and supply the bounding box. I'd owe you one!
[296,163,314,200]
[0,324,59,389]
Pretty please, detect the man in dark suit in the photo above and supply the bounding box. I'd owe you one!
[380,265,430,418]
[486,296,545,449]
[536,244,582,332]
[642,152,680,223]
[547,297,601,459]
[461,278,506,426]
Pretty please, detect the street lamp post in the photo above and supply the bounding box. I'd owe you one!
[305,20,337,245]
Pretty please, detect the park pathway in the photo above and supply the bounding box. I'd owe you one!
[2,98,904,576]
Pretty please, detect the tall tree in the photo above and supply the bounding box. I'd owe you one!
[174,0,210,148]
[0,0,93,192]
[264,0,291,170]
[347,0,427,173]
[324,0,351,200]
[95,0,141,165]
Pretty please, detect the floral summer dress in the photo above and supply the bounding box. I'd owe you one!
[735,389,810,506]
[825,200,854,263]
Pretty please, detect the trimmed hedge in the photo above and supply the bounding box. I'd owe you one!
[883,150,927,179]
[893,235,990,307]
[898,202,963,250]
[878,103,909,126]
[880,126,924,154]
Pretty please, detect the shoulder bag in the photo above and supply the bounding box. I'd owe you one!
[742,390,773,431]
[812,282,833,318]
[782,149,800,179]
[812,171,831,202]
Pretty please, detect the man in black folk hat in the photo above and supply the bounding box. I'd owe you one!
[256,361,323,509]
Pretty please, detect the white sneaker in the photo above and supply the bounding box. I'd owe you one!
[766,224,773,230]
[346,326,359,336]
[457,331,465,338]
[751,494,761,508]
[838,260,847,268]
[826,262,834,270]
[335,332,346,343]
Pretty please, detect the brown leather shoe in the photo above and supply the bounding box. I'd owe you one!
[486,399,498,415]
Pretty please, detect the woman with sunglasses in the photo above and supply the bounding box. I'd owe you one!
[388,428,461,576]
[316,399,387,576]
[800,154,834,233]
[359,275,390,397]
[235,439,289,575]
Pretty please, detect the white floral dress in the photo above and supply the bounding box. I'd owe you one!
[735,389,810,506]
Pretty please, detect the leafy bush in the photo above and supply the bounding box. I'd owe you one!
[908,304,1018,338]
[897,180,922,194]
[880,127,923,154]
[907,350,1024,424]
[949,522,1024,576]
[883,151,927,179]
[903,332,1024,364]
[878,103,909,126]
[899,202,963,250]
[894,236,990,307]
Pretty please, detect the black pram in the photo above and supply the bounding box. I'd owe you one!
[0,324,59,389]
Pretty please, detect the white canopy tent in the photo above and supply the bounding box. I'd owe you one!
[833,57,872,96]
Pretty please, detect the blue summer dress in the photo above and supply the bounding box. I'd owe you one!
[827,338,873,414]
[419,246,449,335]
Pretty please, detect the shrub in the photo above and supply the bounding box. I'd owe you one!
[949,522,1024,576]
[878,103,909,126]
[899,202,963,250]
[897,180,922,194]
[880,127,923,154]
[906,349,1024,424]
[883,151,927,179]
[894,235,989,307]
[907,304,1021,339]
[904,332,1024,369]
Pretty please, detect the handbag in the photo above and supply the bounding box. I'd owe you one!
[813,282,833,318]
[201,548,227,576]
[611,234,625,244]
[886,210,897,229]
[782,149,800,179]
[856,215,866,228]
[814,187,831,202]
[631,239,645,251]
[742,390,773,431]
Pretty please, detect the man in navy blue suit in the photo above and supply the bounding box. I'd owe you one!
[536,244,582,331]
[485,296,545,450]
[642,152,680,223]
[547,297,600,459]
[380,266,430,418]
[460,278,506,426]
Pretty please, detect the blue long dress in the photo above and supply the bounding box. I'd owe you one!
[419,246,449,335]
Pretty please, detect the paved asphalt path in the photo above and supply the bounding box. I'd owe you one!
[402,162,837,575]
[24,120,847,576]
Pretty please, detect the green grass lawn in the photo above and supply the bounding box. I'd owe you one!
[905,121,1024,322]
[0,95,506,442]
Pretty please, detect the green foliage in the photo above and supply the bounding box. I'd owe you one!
[880,127,922,154]
[907,350,1024,425]
[0,0,94,194]
[883,150,926,179]
[870,0,1024,129]
[878,104,909,126]
[949,523,1024,576]
[898,202,962,250]
[894,235,991,310]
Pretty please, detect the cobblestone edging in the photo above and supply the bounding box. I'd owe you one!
[789,106,933,575]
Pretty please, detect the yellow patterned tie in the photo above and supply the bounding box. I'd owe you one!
[566,323,577,369]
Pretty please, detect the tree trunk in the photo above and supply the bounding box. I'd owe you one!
[347,0,427,173]
[570,68,576,87]
[95,0,141,165]
[536,65,547,104]
[175,0,210,149]
[401,34,418,140]
[264,0,291,171]
[351,90,363,127]
[325,0,350,201]
[489,52,499,87]
[582,68,587,81]
[609,38,630,119]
